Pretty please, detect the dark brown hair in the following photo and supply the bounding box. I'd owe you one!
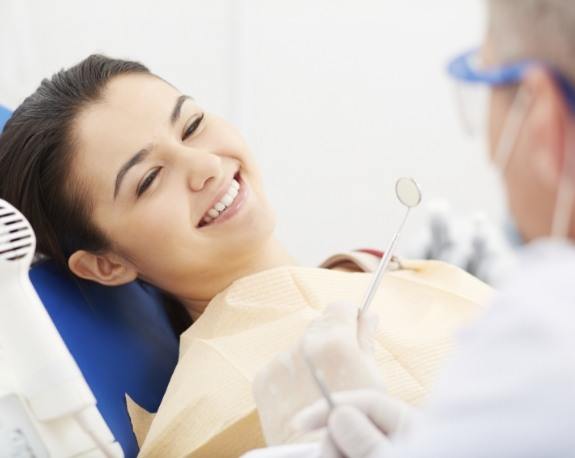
[0,55,149,265]
[0,55,192,332]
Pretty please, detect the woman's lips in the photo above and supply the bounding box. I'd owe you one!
[198,172,248,228]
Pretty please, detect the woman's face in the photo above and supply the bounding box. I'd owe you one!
[71,73,276,301]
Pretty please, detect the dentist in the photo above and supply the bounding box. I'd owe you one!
[254,0,575,456]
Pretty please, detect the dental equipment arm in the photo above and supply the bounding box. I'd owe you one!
[407,200,517,285]
[0,199,121,457]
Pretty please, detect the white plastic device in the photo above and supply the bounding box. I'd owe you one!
[0,199,122,457]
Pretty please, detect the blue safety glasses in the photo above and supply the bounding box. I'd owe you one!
[446,48,575,135]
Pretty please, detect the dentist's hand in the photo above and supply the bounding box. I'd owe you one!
[293,389,418,458]
[253,302,384,445]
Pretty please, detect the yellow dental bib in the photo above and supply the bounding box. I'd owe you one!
[132,260,491,457]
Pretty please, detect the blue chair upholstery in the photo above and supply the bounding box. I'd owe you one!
[1,105,179,457]
[0,105,11,131]
[30,263,179,457]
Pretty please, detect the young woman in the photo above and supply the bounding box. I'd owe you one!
[0,56,490,456]
[0,55,293,321]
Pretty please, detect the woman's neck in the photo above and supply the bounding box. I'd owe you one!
[181,238,296,320]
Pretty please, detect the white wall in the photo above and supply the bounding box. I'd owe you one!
[0,0,503,265]
[0,0,235,115]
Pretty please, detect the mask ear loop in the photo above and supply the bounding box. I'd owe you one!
[551,119,575,239]
[493,85,534,173]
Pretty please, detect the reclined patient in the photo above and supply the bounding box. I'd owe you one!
[0,55,491,457]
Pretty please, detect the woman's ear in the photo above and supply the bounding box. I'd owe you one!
[522,67,569,188]
[68,250,138,286]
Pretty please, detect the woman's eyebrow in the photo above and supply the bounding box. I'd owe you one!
[114,147,152,199]
[171,95,192,125]
[113,95,192,200]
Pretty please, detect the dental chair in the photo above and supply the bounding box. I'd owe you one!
[0,105,180,457]
[0,105,9,129]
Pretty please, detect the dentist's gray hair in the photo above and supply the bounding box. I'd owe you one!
[488,0,575,80]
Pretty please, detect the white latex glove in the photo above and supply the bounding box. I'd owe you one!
[292,389,417,458]
[253,303,384,446]
[240,443,321,458]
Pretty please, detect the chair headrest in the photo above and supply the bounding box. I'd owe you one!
[30,258,180,456]
[0,105,11,131]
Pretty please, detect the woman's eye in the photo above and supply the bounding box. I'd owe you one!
[137,167,161,197]
[182,113,205,141]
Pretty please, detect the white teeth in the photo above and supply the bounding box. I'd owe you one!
[221,194,234,206]
[200,176,242,226]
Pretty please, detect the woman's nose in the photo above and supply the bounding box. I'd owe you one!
[182,149,223,192]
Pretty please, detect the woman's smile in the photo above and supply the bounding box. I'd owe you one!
[198,171,249,228]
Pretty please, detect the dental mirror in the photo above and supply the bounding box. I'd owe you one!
[359,177,422,316]
[396,177,422,208]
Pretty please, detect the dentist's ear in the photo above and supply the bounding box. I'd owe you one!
[68,250,138,286]
[521,67,569,187]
